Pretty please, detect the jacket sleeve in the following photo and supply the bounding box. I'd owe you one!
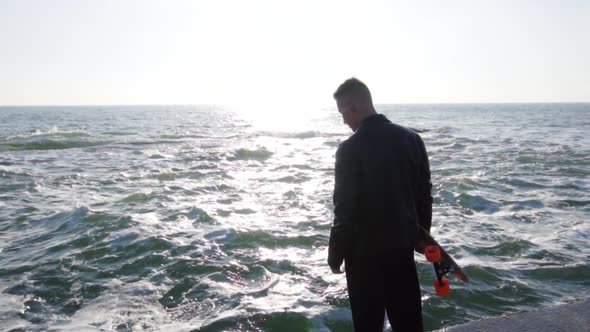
[328,143,359,269]
[416,135,433,234]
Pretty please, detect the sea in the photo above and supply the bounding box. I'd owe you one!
[0,104,588,331]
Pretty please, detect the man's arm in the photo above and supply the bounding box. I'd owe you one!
[415,135,433,252]
[328,143,359,272]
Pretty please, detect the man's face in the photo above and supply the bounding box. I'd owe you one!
[336,99,359,132]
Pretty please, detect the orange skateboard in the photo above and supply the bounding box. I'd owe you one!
[419,226,469,296]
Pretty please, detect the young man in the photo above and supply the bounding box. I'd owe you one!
[328,78,433,331]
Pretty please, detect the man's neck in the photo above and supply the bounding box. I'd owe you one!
[358,109,378,123]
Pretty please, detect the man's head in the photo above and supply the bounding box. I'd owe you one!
[333,78,376,132]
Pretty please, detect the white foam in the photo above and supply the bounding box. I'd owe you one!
[58,280,196,332]
[6,126,93,140]
[0,285,31,331]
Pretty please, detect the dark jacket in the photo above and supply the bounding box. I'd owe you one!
[328,113,433,269]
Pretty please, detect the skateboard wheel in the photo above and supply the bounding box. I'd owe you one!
[425,245,441,262]
[434,278,450,296]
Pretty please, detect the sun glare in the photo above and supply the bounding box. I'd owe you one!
[229,97,328,133]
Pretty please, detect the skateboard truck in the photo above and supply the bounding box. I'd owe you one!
[425,245,451,296]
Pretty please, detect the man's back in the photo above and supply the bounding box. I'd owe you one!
[332,113,432,257]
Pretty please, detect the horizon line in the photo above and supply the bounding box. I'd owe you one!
[1,101,590,108]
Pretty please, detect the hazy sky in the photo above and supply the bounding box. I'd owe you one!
[1,0,589,106]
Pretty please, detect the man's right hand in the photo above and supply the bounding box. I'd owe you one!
[328,257,344,274]
[331,266,344,274]
[414,240,427,254]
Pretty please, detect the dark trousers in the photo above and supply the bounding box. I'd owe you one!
[345,249,423,332]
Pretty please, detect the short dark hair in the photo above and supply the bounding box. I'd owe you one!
[333,77,373,104]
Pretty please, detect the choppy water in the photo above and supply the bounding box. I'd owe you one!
[0,104,589,331]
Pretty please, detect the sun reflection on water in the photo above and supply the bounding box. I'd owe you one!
[228,101,334,133]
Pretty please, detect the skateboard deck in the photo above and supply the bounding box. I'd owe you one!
[418,225,468,295]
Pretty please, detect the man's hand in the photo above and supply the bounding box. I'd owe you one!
[328,257,344,274]
[414,240,427,254]
[331,266,343,274]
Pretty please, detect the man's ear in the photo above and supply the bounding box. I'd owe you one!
[345,100,357,113]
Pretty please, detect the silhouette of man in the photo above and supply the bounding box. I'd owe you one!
[328,78,432,331]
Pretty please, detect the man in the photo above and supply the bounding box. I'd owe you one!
[328,78,433,331]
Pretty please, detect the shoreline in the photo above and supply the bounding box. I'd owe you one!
[437,298,590,332]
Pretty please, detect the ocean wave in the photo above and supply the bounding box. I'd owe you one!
[503,177,548,189]
[0,166,32,178]
[508,211,552,224]
[0,207,127,277]
[122,192,157,203]
[159,277,215,310]
[255,130,342,139]
[521,264,590,282]
[159,134,209,140]
[223,229,327,249]
[474,239,536,257]
[124,140,184,146]
[199,312,313,331]
[5,127,93,140]
[505,199,545,211]
[165,259,221,280]
[27,205,92,228]
[456,193,501,214]
[550,199,590,208]
[182,207,215,223]
[150,170,206,181]
[274,174,312,184]
[234,148,273,161]
[0,139,112,151]
[272,164,313,171]
[117,253,170,276]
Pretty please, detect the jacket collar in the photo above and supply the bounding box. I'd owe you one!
[358,113,388,130]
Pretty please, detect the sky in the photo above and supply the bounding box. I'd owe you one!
[0,0,589,106]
